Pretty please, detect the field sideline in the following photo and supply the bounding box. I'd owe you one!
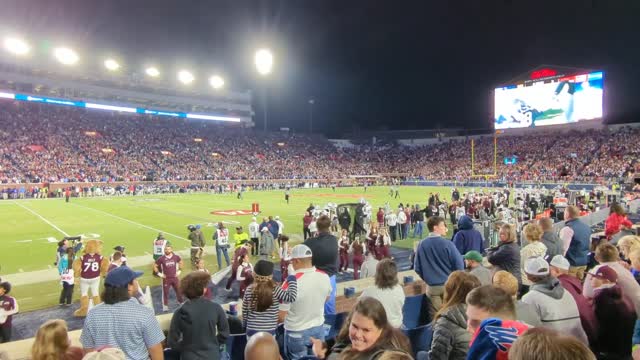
[1,185,474,312]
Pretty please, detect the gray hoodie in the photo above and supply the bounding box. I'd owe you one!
[541,231,563,259]
[429,304,471,360]
[522,276,589,344]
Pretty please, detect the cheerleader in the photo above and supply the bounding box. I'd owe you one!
[338,229,350,272]
[350,237,365,280]
[367,227,379,259]
[236,254,253,298]
[377,227,391,259]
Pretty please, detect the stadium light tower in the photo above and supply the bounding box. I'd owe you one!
[209,75,224,90]
[3,37,30,55]
[178,70,194,85]
[145,66,160,77]
[104,58,120,71]
[254,48,274,131]
[54,47,79,65]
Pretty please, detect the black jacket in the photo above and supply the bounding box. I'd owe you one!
[487,241,521,284]
[168,297,230,360]
[304,232,339,276]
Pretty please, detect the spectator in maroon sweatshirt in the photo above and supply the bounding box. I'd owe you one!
[550,255,598,346]
[376,208,385,228]
[590,265,637,359]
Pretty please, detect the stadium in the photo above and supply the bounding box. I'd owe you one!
[1,2,640,360]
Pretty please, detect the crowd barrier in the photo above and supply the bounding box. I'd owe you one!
[0,270,422,360]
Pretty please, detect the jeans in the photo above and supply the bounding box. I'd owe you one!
[413,221,424,238]
[59,282,74,305]
[216,245,230,269]
[285,325,325,360]
[325,275,337,315]
[389,225,397,242]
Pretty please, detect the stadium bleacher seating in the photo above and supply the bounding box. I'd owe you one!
[0,101,638,186]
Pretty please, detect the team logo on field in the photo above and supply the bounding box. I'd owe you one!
[210,210,254,216]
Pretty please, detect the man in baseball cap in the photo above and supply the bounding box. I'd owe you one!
[463,251,492,285]
[521,257,588,344]
[80,266,165,360]
[588,265,618,290]
[104,266,144,288]
[280,244,332,360]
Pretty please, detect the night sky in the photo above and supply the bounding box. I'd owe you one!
[1,0,639,136]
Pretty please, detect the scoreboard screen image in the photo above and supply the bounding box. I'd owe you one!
[494,71,603,129]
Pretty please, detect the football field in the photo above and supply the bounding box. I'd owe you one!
[0,185,463,311]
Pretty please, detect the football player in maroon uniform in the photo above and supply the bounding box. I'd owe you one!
[154,244,184,312]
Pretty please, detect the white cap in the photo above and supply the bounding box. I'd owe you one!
[550,255,570,271]
[524,257,550,276]
[252,217,256,221]
[275,216,280,220]
[290,244,313,259]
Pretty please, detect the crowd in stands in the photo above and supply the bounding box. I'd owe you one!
[0,101,638,185]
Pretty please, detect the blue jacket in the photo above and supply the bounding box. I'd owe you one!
[453,215,484,255]
[564,219,590,267]
[414,235,464,286]
[268,220,279,239]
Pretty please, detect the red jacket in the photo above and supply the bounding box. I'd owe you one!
[303,215,313,228]
[605,213,633,239]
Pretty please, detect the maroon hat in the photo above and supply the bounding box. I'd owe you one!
[589,265,618,283]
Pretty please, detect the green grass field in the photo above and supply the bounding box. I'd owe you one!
[1,185,464,312]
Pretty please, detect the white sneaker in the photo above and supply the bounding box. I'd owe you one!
[162,305,169,312]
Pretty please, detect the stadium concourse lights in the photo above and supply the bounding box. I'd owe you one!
[254,48,273,75]
[104,58,120,71]
[178,70,194,85]
[54,47,79,65]
[3,37,30,55]
[209,75,224,90]
[145,66,160,77]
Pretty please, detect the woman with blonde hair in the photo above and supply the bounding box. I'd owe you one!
[520,224,547,295]
[31,319,84,360]
[487,223,522,284]
[428,271,481,360]
[617,235,640,264]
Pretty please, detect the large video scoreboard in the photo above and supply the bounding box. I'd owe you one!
[494,69,603,129]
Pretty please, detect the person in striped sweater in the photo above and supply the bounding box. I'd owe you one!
[242,260,298,337]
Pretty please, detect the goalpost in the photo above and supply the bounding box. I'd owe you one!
[470,132,498,182]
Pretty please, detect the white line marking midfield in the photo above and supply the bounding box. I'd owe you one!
[70,203,188,242]
[13,201,70,236]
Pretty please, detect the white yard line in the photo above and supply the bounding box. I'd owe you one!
[70,203,188,242]
[13,201,70,237]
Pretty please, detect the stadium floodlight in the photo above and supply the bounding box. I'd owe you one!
[254,48,273,75]
[209,75,224,89]
[178,70,194,85]
[3,37,30,55]
[145,67,160,77]
[53,47,79,65]
[104,59,120,71]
